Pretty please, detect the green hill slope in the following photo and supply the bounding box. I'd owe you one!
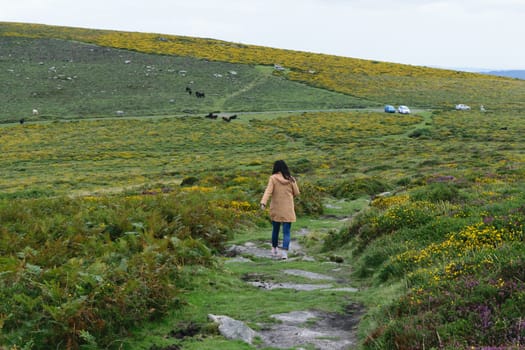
[1,21,524,121]
[2,22,525,350]
[0,36,362,121]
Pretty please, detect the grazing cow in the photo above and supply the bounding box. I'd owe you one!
[222,116,231,122]
[195,91,205,98]
[19,118,25,124]
[205,112,218,119]
[32,109,38,116]
[229,114,237,120]
[185,86,192,95]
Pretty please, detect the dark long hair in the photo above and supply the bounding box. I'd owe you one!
[272,160,294,181]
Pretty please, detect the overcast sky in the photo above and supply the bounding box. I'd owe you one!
[3,0,524,70]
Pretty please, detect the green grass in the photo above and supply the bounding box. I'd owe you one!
[3,22,523,113]
[2,106,525,348]
[2,23,525,350]
[0,111,430,197]
[0,36,363,121]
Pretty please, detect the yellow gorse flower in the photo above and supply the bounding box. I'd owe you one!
[397,222,523,269]
[371,194,410,210]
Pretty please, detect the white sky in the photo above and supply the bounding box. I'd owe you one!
[2,0,524,70]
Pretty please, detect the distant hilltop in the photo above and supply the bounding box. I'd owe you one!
[483,70,525,80]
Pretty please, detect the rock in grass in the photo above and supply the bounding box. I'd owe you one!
[208,314,258,344]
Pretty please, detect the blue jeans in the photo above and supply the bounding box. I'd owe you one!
[271,221,291,250]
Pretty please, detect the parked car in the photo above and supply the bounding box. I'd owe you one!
[455,104,471,110]
[384,105,396,113]
[397,105,410,114]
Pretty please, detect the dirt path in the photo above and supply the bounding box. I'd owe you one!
[222,229,364,350]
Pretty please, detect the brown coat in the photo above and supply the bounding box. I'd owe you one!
[261,173,300,222]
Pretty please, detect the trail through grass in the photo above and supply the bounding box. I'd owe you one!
[127,198,379,350]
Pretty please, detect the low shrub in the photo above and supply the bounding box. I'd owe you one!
[180,176,199,186]
[290,158,314,174]
[408,128,432,138]
[353,244,392,279]
[410,182,462,203]
[0,187,56,199]
[322,207,381,252]
[328,177,391,199]
[327,198,435,254]
[294,181,325,216]
[367,246,525,349]
[374,200,435,233]
[363,205,525,350]
[0,189,259,348]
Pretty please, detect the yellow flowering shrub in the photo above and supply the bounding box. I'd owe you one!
[396,223,523,268]
[181,186,215,193]
[371,194,409,210]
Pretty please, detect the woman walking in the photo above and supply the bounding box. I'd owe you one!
[260,160,300,259]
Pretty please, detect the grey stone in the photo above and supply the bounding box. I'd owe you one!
[224,256,253,264]
[322,287,359,292]
[258,309,360,349]
[271,311,317,324]
[248,281,333,291]
[283,269,336,281]
[208,314,258,344]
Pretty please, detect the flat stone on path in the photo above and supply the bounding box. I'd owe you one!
[225,239,314,261]
[224,256,253,264]
[248,281,333,291]
[224,235,362,349]
[323,287,359,293]
[272,310,318,324]
[225,243,270,259]
[283,269,336,281]
[258,309,360,350]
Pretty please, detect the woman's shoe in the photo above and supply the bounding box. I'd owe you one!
[271,247,277,256]
[281,250,288,260]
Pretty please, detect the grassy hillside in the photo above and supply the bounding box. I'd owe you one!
[1,21,524,120]
[3,108,525,349]
[1,22,525,350]
[0,36,360,121]
[0,111,423,198]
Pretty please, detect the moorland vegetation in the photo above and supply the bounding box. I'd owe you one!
[1,22,525,350]
[1,22,524,121]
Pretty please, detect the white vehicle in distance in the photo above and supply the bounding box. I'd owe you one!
[397,105,410,114]
[455,104,471,110]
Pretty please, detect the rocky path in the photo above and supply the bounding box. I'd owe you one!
[211,229,364,350]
